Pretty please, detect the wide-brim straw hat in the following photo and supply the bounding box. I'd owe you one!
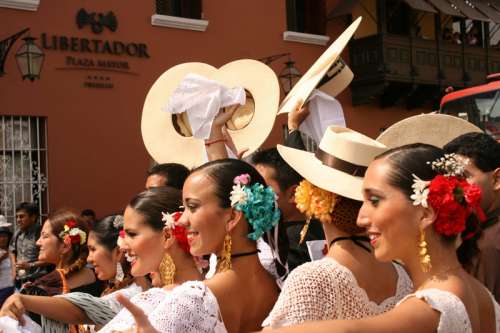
[142,59,280,168]
[278,126,388,201]
[278,17,362,114]
[377,113,482,148]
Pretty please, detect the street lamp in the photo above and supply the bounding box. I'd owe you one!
[15,36,44,81]
[0,28,29,77]
[279,58,301,94]
[259,53,301,94]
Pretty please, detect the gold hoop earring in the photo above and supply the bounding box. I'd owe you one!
[419,229,432,273]
[159,253,176,285]
[217,233,232,273]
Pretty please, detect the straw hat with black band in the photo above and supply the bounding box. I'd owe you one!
[141,59,280,168]
[376,113,482,148]
[278,17,362,115]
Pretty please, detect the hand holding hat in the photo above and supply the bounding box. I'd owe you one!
[278,17,362,115]
[142,59,279,168]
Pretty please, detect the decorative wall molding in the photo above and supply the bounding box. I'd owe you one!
[0,0,39,11]
[151,14,209,32]
[283,31,330,46]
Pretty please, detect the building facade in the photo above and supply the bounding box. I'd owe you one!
[8,0,483,222]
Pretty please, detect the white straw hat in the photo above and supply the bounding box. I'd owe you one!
[141,59,280,167]
[278,126,388,201]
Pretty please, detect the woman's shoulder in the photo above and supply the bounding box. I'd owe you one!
[287,256,354,286]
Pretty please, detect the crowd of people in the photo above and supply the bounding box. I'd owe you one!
[0,17,499,333]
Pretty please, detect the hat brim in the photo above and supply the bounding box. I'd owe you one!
[277,144,364,201]
[377,113,483,148]
[277,17,361,114]
[142,60,279,168]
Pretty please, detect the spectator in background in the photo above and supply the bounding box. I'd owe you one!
[467,26,480,46]
[452,31,462,45]
[81,209,97,228]
[444,132,500,302]
[0,216,14,306]
[145,163,190,189]
[9,202,49,289]
[251,148,325,274]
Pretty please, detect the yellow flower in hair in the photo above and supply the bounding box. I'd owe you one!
[295,180,313,217]
[295,180,337,223]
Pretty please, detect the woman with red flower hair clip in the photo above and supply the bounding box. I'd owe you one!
[0,210,102,326]
[264,144,500,333]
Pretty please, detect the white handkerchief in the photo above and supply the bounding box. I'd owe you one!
[163,73,246,140]
[306,239,327,261]
[0,315,42,333]
[299,89,346,144]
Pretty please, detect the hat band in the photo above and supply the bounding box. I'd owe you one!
[318,58,345,87]
[315,148,367,177]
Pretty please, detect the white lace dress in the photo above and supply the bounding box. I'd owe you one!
[263,256,414,328]
[396,288,500,332]
[98,281,227,333]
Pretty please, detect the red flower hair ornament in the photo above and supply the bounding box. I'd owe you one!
[161,211,190,253]
[411,154,486,239]
[58,220,87,246]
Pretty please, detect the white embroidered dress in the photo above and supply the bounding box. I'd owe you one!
[396,288,500,332]
[98,281,226,333]
[263,256,413,328]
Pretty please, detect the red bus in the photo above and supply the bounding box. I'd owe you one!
[440,75,500,140]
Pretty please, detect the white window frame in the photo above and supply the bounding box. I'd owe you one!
[0,0,40,11]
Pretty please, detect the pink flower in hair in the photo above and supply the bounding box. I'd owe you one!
[233,173,251,185]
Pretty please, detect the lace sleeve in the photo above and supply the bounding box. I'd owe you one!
[263,259,338,328]
[398,289,472,333]
[146,281,227,333]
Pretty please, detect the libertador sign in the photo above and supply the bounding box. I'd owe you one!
[40,8,150,88]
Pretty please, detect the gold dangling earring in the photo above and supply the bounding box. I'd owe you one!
[159,253,176,285]
[217,233,232,273]
[299,216,311,245]
[419,229,432,273]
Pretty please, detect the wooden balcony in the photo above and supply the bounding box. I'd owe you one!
[349,34,500,106]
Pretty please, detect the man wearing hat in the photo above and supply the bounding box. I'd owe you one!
[444,132,500,302]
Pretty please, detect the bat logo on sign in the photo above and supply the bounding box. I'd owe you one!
[76,9,118,34]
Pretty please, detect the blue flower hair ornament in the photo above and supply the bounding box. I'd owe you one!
[229,173,281,240]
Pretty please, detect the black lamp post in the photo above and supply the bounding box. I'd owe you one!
[259,53,301,94]
[279,58,301,94]
[15,36,44,81]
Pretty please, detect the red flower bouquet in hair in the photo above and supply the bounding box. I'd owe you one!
[161,211,190,253]
[59,220,87,245]
[412,154,486,238]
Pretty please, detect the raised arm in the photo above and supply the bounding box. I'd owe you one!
[0,293,90,325]
[206,105,241,161]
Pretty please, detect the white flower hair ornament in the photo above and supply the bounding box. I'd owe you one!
[162,212,176,229]
[161,211,183,230]
[410,174,430,208]
[427,153,468,177]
